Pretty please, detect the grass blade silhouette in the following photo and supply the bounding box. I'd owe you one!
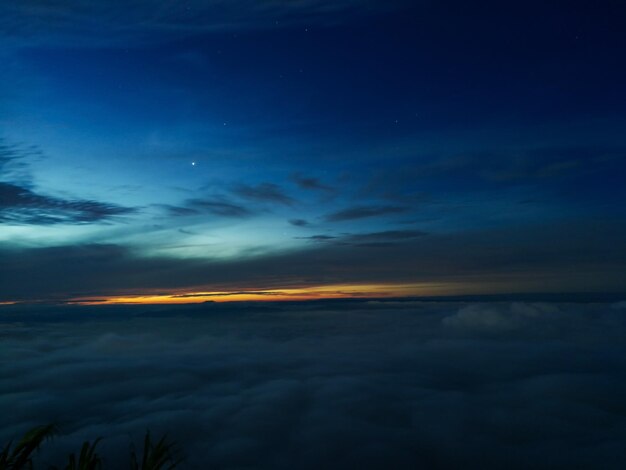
[130,432,182,470]
[0,424,57,470]
[2,426,183,470]
[63,438,103,470]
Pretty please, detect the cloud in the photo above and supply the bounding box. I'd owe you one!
[1,219,625,303]
[0,138,45,184]
[295,234,337,241]
[163,205,201,217]
[361,148,626,208]
[0,138,134,225]
[442,302,560,333]
[325,205,409,222]
[292,175,335,193]
[288,219,309,227]
[0,182,135,225]
[346,230,428,242]
[233,183,295,206]
[164,197,252,218]
[296,230,428,248]
[0,0,401,50]
[0,139,30,172]
[420,148,625,184]
[1,300,626,469]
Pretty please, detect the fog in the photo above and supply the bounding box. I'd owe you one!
[1,300,626,469]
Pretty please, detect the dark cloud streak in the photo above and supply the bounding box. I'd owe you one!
[325,205,409,222]
[0,182,135,225]
[292,175,336,193]
[288,219,309,227]
[233,183,295,206]
[164,197,252,218]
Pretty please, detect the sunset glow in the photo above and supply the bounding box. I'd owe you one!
[68,283,457,305]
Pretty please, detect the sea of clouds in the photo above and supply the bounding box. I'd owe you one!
[2,300,626,469]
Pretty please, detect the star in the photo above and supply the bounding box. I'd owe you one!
[191,162,196,166]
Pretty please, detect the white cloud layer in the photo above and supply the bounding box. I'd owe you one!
[1,300,626,469]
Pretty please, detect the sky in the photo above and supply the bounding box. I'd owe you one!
[1,0,626,303]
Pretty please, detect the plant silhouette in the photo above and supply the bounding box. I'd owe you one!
[130,432,182,470]
[52,439,103,470]
[0,424,57,470]
[1,427,181,470]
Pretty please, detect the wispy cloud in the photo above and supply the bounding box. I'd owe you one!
[0,138,44,185]
[415,148,624,183]
[325,205,408,222]
[0,0,401,49]
[163,205,201,217]
[345,229,428,247]
[346,230,428,242]
[296,230,428,248]
[295,234,337,241]
[292,174,335,193]
[0,182,135,225]
[0,138,135,225]
[233,183,295,206]
[288,218,310,227]
[165,197,252,218]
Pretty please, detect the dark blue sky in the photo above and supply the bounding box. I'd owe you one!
[1,0,625,302]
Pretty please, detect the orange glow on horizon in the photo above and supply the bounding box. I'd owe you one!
[66,283,457,305]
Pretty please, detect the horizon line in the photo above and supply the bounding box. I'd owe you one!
[2,291,625,308]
